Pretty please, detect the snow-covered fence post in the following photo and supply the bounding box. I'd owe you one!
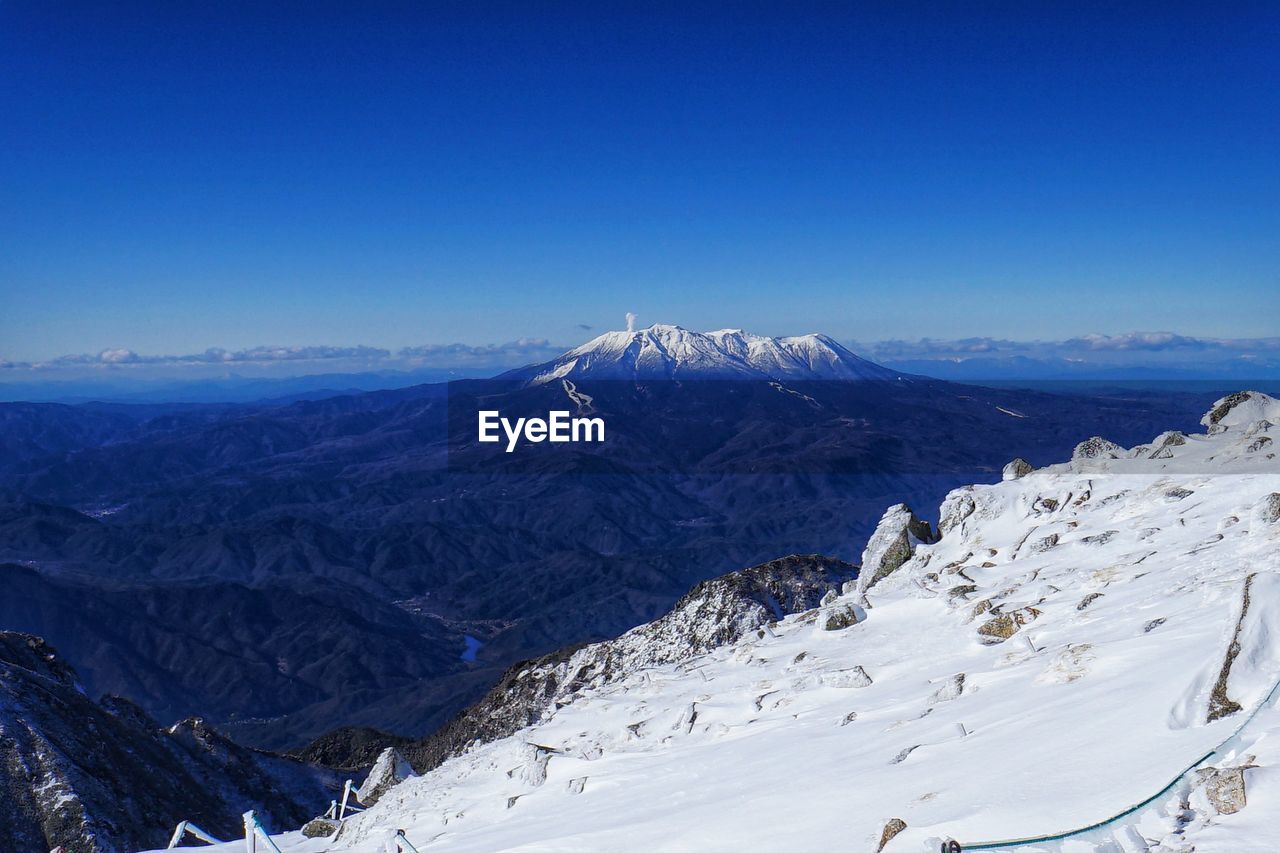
[338,778,364,819]
[168,820,222,848]
[242,811,283,853]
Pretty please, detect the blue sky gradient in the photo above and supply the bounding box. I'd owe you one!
[2,3,1277,362]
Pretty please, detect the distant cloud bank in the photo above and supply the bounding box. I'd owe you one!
[856,332,1280,360]
[1,339,564,373]
[853,333,1280,380]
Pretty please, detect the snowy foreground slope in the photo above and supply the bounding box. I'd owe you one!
[183,392,1280,852]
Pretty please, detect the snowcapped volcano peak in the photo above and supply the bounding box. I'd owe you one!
[516,324,900,383]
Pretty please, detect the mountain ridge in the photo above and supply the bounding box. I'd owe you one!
[504,324,903,383]
[0,632,339,853]
[275,391,1280,852]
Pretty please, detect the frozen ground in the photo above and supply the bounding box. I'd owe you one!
[162,393,1280,852]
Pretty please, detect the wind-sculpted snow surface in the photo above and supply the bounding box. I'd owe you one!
[159,393,1280,852]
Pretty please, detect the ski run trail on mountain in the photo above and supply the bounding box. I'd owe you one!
[165,393,1280,852]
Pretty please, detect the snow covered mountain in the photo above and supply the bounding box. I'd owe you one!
[202,390,1280,852]
[366,555,855,776]
[506,324,902,383]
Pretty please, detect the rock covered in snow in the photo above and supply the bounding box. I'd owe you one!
[818,602,864,631]
[976,607,1040,643]
[1196,763,1252,815]
[356,747,416,806]
[1201,390,1280,432]
[928,673,966,704]
[302,817,340,838]
[821,666,873,688]
[1145,430,1188,459]
[1071,436,1125,460]
[857,504,937,594]
[937,488,976,537]
[1254,492,1280,525]
[1002,458,1034,481]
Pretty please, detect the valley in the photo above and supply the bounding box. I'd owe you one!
[0,329,1227,752]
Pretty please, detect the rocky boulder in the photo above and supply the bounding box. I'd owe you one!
[1002,458,1034,481]
[301,817,340,838]
[937,488,976,537]
[857,504,937,595]
[1254,493,1280,526]
[1146,430,1188,459]
[356,747,416,806]
[1072,436,1125,460]
[818,602,864,631]
[876,817,907,851]
[977,607,1040,643]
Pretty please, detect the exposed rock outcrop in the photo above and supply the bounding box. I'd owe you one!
[1146,430,1188,459]
[821,666,873,688]
[356,554,856,774]
[1072,436,1124,460]
[355,747,416,806]
[937,489,976,536]
[1201,390,1280,433]
[301,817,340,838]
[1002,458,1034,481]
[876,817,907,851]
[1198,763,1252,815]
[977,607,1040,643]
[819,602,864,631]
[0,632,336,853]
[1254,493,1280,525]
[928,673,965,704]
[858,504,937,594]
[1208,575,1255,722]
[292,726,413,773]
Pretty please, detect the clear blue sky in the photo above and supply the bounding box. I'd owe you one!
[2,2,1277,361]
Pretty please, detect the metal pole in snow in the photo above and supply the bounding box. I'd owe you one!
[384,829,421,853]
[242,811,284,853]
[339,779,355,819]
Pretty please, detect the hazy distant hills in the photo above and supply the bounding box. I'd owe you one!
[0,329,1224,748]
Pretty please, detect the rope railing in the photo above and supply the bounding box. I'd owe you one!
[941,661,1280,851]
